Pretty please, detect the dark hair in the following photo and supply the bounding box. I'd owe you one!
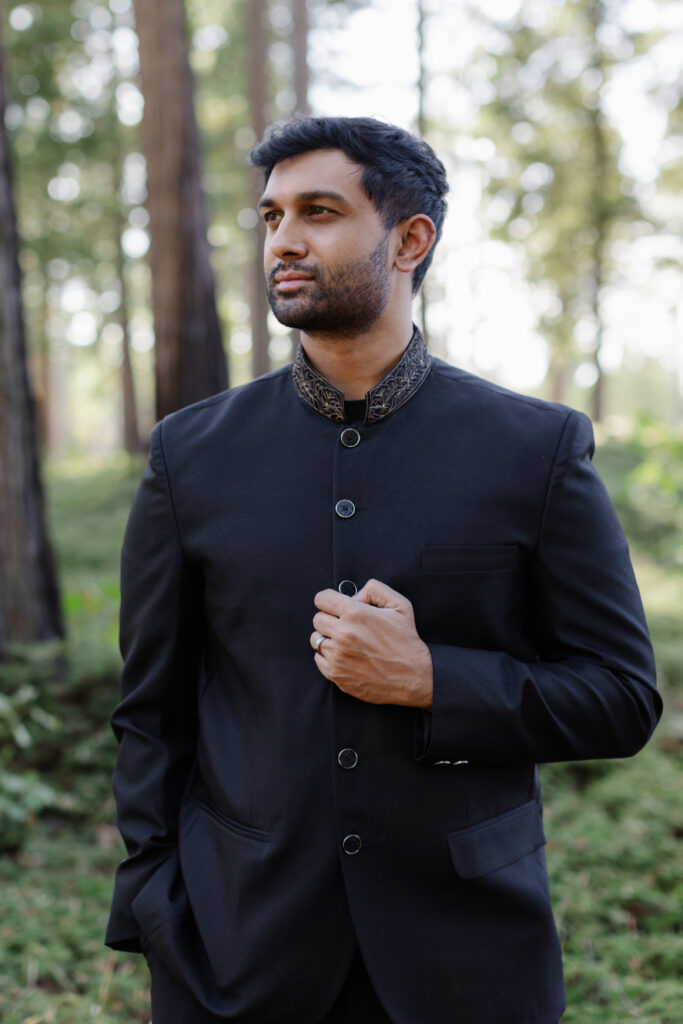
[249,116,449,293]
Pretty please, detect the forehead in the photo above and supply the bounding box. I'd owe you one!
[262,148,370,205]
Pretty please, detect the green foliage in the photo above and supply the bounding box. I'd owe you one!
[471,0,674,417]
[0,823,150,1023]
[0,647,63,851]
[0,456,141,853]
[541,745,683,1023]
[0,770,58,853]
[595,423,683,571]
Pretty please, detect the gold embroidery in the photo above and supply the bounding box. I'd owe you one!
[291,328,431,425]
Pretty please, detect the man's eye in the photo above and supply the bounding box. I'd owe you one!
[309,206,330,216]
[263,211,281,225]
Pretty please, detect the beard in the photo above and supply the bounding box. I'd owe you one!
[266,233,391,337]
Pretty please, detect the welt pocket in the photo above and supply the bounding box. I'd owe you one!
[421,544,522,574]
[194,798,270,843]
[448,799,545,879]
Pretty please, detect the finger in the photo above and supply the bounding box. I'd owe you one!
[356,578,409,610]
[312,611,340,637]
[314,651,335,680]
[309,631,327,653]
[314,588,354,615]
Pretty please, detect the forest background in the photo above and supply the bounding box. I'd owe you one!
[0,0,682,1021]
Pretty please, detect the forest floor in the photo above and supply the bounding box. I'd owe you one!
[1,437,682,1024]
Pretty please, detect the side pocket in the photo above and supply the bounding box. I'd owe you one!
[448,799,545,879]
[131,848,188,941]
[193,798,270,843]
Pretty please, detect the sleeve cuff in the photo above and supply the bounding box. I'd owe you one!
[414,643,472,766]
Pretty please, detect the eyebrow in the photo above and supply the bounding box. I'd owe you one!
[258,189,349,210]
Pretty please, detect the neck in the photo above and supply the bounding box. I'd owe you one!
[299,308,415,400]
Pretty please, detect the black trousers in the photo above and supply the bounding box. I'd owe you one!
[147,947,394,1023]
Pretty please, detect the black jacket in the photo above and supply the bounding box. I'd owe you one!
[106,335,660,1023]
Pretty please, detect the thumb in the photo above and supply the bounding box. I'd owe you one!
[356,578,409,611]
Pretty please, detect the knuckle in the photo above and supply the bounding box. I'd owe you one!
[336,623,353,644]
[345,605,362,625]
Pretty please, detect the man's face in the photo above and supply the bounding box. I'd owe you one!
[259,149,394,336]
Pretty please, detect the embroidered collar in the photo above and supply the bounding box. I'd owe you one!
[291,327,432,425]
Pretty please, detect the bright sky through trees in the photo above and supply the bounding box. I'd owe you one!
[5,0,683,419]
[311,0,683,396]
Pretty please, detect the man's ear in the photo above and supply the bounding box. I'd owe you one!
[393,215,436,276]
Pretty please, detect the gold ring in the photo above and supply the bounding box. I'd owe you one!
[313,633,325,654]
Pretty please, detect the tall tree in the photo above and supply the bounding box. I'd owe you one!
[415,0,431,347]
[248,0,271,379]
[0,19,62,655]
[133,0,228,419]
[113,149,141,453]
[293,0,310,115]
[6,0,154,452]
[476,0,645,419]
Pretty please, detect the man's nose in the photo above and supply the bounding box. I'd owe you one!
[268,216,308,261]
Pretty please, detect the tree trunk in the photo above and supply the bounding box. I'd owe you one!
[293,0,310,115]
[549,363,568,404]
[588,99,607,423]
[133,0,227,420]
[587,0,608,423]
[248,0,271,379]
[34,284,49,449]
[589,231,605,423]
[118,222,141,452]
[113,151,141,452]
[416,0,431,348]
[0,29,62,654]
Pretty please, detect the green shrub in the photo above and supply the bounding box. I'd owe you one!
[0,771,58,852]
[0,649,64,851]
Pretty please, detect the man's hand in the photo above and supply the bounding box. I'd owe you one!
[310,579,433,710]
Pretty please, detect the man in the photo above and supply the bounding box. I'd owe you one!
[106,116,661,1024]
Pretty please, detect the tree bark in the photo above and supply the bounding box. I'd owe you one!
[113,150,141,452]
[586,0,608,422]
[416,0,430,347]
[0,26,63,654]
[118,217,141,452]
[588,92,607,423]
[248,0,271,379]
[133,0,227,420]
[34,285,49,449]
[293,0,310,115]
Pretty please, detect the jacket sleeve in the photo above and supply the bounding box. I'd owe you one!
[105,421,204,951]
[417,410,661,766]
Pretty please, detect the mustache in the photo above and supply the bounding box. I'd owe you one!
[268,263,318,286]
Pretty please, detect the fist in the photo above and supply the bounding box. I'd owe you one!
[310,578,433,710]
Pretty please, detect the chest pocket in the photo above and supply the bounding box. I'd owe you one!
[402,544,531,656]
[421,544,521,573]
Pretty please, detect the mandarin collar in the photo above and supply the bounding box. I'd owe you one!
[291,326,432,425]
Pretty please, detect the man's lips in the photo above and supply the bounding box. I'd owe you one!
[273,271,314,291]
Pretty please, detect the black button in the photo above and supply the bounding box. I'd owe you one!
[340,428,361,448]
[335,499,356,519]
[342,834,362,855]
[338,579,357,597]
[337,748,359,770]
